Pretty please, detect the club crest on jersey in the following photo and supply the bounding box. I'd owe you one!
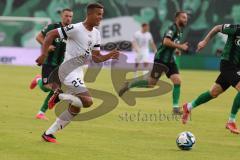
[66,24,74,31]
[43,78,48,83]
[235,39,240,46]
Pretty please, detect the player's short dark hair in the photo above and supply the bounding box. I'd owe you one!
[175,11,187,18]
[87,3,104,13]
[61,8,73,13]
[142,23,148,27]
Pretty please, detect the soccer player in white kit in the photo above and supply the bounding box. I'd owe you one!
[132,23,157,78]
[36,3,119,143]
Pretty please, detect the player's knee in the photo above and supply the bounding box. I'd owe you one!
[170,75,181,85]
[209,89,220,98]
[69,105,81,114]
[82,98,93,108]
[210,84,223,98]
[149,78,157,86]
[173,79,181,85]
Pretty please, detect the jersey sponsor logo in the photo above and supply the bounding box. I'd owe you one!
[88,41,93,47]
[55,38,64,43]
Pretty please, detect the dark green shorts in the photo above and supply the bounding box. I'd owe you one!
[42,64,58,85]
[216,60,240,90]
[150,59,179,79]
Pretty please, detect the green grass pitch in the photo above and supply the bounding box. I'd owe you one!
[0,65,240,160]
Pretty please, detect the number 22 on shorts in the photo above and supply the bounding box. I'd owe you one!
[72,78,84,88]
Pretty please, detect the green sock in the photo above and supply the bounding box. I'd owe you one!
[40,91,54,113]
[172,84,180,108]
[229,92,240,121]
[128,80,149,88]
[191,91,213,108]
[37,79,51,92]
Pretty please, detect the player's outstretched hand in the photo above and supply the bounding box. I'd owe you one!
[110,49,120,60]
[196,40,207,52]
[180,42,189,51]
[35,55,46,66]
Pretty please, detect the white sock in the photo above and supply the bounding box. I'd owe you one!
[173,105,179,108]
[187,103,193,111]
[228,117,236,123]
[36,78,41,83]
[45,108,76,135]
[38,111,44,115]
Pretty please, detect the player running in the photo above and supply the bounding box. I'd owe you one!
[36,3,119,143]
[132,23,157,79]
[118,11,189,115]
[182,24,240,134]
[29,8,73,120]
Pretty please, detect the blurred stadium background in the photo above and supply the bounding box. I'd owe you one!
[1,1,240,160]
[1,0,240,69]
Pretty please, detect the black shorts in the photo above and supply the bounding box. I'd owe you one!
[42,64,58,85]
[215,60,240,91]
[150,59,179,79]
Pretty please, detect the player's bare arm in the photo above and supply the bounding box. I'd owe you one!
[36,32,56,52]
[92,49,120,63]
[36,32,45,45]
[35,29,60,66]
[163,37,188,51]
[197,25,222,52]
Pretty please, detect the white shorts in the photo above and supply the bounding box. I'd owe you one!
[135,52,149,63]
[60,67,88,95]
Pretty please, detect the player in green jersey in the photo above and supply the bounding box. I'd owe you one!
[182,24,240,134]
[118,11,189,115]
[29,8,73,120]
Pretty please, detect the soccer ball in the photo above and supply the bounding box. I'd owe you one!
[176,131,195,150]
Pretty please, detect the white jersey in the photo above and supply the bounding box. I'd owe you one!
[57,22,101,94]
[132,30,153,54]
[57,22,101,62]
